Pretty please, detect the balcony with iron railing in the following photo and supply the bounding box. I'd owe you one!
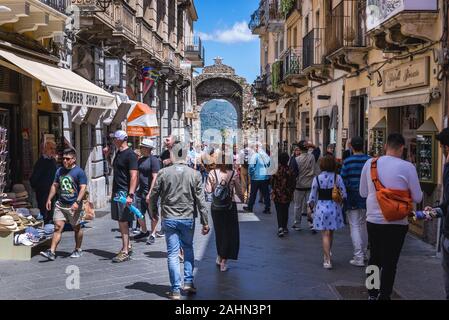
[185,36,205,67]
[325,1,368,71]
[249,6,264,34]
[249,0,284,34]
[266,0,284,32]
[303,28,325,70]
[281,46,307,87]
[41,0,69,14]
[325,0,366,56]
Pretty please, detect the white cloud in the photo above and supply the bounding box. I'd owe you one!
[197,21,258,44]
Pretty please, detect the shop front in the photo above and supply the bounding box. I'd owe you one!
[368,56,442,242]
[0,48,117,209]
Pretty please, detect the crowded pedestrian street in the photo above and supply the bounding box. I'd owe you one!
[2,0,449,305]
[0,201,444,300]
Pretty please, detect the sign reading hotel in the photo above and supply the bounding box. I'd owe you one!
[383,57,429,93]
[366,0,438,31]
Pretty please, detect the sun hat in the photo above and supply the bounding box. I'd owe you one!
[0,225,11,232]
[14,191,28,199]
[0,215,15,226]
[12,184,26,194]
[140,138,155,149]
[5,221,18,231]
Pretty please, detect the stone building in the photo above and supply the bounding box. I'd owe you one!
[250,0,445,245]
[0,0,204,209]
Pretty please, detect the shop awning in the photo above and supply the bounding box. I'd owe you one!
[313,105,333,119]
[275,98,291,114]
[314,105,338,130]
[104,92,132,126]
[126,101,160,137]
[0,49,116,109]
[370,89,431,108]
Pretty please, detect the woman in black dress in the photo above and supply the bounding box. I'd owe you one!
[205,163,244,271]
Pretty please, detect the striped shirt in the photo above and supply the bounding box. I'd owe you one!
[340,154,370,209]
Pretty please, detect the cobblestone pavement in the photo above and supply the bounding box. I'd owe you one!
[0,202,445,300]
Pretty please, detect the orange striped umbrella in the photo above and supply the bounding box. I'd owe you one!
[126,102,160,137]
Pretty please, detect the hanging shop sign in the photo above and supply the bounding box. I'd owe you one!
[383,57,429,93]
[105,58,120,87]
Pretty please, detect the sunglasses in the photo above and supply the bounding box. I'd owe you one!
[63,157,73,161]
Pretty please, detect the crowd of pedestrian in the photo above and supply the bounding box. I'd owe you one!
[30,128,449,301]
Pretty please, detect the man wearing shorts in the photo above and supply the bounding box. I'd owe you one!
[40,149,87,261]
[131,138,160,244]
[111,130,138,263]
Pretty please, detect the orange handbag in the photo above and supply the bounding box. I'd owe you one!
[370,158,413,221]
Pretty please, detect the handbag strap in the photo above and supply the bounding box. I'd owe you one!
[214,169,235,188]
[370,157,384,192]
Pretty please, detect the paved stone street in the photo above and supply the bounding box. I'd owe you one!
[0,202,445,300]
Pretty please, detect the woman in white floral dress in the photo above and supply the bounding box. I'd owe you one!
[308,155,347,269]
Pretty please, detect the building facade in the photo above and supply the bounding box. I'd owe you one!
[250,0,445,244]
[1,0,204,209]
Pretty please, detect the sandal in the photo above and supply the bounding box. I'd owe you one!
[220,261,228,272]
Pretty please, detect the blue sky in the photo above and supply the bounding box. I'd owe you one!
[194,0,260,84]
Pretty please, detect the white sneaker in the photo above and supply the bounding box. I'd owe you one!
[350,259,365,267]
[323,261,333,269]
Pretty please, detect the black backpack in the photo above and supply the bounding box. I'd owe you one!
[211,170,235,211]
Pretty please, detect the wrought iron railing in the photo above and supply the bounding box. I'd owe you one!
[249,8,262,32]
[281,46,303,79]
[326,0,367,55]
[303,28,325,69]
[41,0,69,14]
[185,36,204,61]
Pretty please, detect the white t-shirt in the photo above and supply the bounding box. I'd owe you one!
[359,156,423,225]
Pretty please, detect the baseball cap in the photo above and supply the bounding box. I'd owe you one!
[140,138,155,149]
[112,130,128,141]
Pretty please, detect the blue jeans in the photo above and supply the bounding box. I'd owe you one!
[162,218,195,292]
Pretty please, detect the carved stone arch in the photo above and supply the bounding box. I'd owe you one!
[192,57,252,139]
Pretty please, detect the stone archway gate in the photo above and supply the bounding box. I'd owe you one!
[191,57,252,142]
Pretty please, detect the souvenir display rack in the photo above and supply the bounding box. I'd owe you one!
[369,117,386,157]
[0,126,51,260]
[416,133,436,183]
[416,118,439,185]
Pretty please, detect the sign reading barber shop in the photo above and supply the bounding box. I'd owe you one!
[383,57,429,93]
[46,87,114,109]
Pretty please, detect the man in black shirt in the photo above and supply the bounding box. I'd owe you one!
[132,139,160,244]
[30,140,57,224]
[110,130,138,263]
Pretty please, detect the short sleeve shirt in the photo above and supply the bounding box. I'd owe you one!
[54,166,88,205]
[137,155,160,195]
[112,148,138,193]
